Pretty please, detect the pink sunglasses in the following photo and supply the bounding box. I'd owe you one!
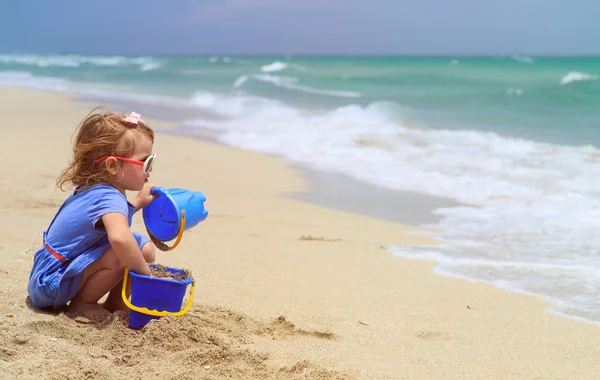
[94,153,156,174]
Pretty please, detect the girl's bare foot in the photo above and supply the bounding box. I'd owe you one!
[102,296,129,313]
[102,280,129,313]
[69,301,111,321]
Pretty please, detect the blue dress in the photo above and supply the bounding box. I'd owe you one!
[28,184,151,309]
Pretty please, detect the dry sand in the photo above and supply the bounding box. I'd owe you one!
[1,88,599,379]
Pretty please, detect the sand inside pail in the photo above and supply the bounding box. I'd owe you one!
[149,264,194,284]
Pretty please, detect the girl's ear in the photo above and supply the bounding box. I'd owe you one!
[104,157,121,176]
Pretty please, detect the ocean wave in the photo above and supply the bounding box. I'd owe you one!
[140,62,161,71]
[0,71,71,91]
[559,71,598,85]
[261,61,288,73]
[232,75,249,88]
[0,70,189,108]
[180,93,600,323]
[260,60,307,73]
[0,54,161,71]
[233,73,362,98]
[187,91,280,118]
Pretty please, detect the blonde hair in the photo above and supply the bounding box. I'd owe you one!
[57,107,154,191]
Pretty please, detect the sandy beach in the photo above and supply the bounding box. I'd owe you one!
[1,88,599,379]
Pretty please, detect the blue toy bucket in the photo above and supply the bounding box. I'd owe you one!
[122,265,195,329]
[143,187,208,251]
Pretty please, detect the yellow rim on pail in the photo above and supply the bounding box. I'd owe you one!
[121,268,195,317]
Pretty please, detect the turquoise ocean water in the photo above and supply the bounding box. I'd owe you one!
[2,54,600,323]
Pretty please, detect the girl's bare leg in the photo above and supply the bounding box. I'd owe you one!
[68,247,125,320]
[103,242,155,312]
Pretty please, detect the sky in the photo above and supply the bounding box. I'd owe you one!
[1,0,598,55]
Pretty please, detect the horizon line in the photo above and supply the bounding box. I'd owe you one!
[1,51,599,58]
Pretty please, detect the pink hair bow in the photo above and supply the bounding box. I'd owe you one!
[125,112,143,125]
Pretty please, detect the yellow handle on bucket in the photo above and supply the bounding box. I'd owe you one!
[147,210,186,252]
[121,268,195,317]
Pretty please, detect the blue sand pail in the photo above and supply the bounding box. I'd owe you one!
[123,266,195,329]
[143,187,208,251]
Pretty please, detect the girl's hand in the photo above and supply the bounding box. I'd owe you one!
[132,184,157,210]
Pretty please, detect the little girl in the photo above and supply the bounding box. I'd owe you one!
[28,108,158,320]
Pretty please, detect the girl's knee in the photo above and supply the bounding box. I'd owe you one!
[141,242,155,263]
[101,247,125,270]
[79,247,125,287]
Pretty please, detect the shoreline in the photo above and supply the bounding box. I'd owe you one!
[2,87,600,379]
